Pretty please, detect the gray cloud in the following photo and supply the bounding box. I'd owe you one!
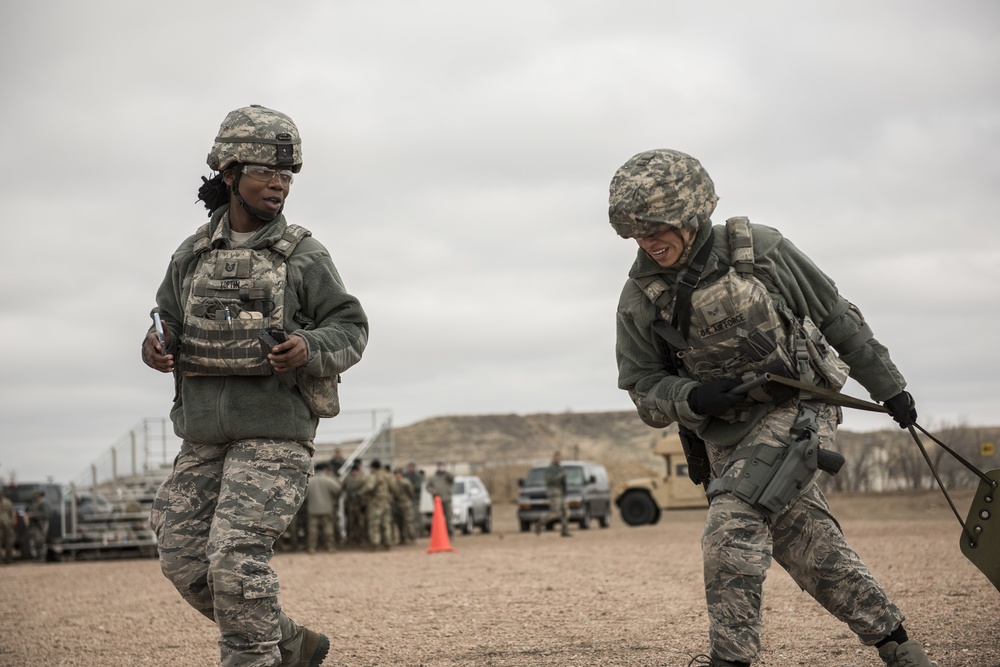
[1,0,998,484]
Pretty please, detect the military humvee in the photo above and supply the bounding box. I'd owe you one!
[614,432,709,526]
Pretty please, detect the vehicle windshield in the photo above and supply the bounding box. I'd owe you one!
[524,465,584,487]
[452,481,466,495]
[3,485,47,504]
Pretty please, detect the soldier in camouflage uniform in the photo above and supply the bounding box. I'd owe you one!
[0,487,15,564]
[402,462,424,538]
[306,464,342,553]
[539,451,571,537]
[362,460,393,550]
[611,150,932,667]
[343,461,367,547]
[26,490,50,562]
[425,462,455,538]
[142,105,368,667]
[391,469,415,545]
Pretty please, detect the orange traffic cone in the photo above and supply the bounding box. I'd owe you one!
[426,496,455,554]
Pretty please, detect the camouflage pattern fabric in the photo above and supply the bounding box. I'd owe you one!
[392,475,415,544]
[608,149,719,239]
[403,470,424,537]
[702,401,904,663]
[544,489,569,534]
[544,463,569,533]
[427,470,455,536]
[306,515,335,553]
[363,469,393,548]
[27,498,49,562]
[149,437,313,667]
[208,105,302,173]
[0,496,14,563]
[343,472,367,546]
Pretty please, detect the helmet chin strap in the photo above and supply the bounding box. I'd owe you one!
[674,215,703,267]
[232,169,282,223]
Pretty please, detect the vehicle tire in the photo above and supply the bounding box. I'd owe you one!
[480,508,492,534]
[598,502,612,528]
[619,491,658,526]
[462,511,474,535]
[579,506,591,530]
[519,520,531,532]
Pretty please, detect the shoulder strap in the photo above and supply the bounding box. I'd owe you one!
[725,216,754,278]
[673,230,715,339]
[192,223,212,255]
[269,224,312,267]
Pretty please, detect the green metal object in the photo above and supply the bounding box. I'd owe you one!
[960,469,1000,593]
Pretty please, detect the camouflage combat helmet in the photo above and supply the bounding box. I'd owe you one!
[207,104,302,173]
[608,149,718,238]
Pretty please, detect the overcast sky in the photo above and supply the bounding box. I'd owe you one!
[1,1,998,485]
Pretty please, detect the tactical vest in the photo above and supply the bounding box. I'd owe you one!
[178,222,311,377]
[635,217,849,416]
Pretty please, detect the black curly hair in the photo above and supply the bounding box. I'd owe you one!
[197,171,232,216]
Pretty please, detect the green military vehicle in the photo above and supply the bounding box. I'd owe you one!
[614,432,709,526]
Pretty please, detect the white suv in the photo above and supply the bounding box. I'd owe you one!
[420,475,493,535]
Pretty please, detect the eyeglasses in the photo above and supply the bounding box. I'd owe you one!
[241,164,294,186]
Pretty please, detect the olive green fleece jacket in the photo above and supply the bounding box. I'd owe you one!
[616,221,906,447]
[152,205,369,445]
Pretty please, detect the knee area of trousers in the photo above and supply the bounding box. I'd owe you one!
[704,544,770,584]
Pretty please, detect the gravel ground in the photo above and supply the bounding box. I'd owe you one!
[1,490,997,667]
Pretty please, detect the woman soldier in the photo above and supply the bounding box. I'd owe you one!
[142,105,368,667]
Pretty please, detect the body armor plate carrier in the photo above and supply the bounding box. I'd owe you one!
[178,222,310,377]
[635,217,850,419]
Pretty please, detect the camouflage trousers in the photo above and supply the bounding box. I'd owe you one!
[702,402,904,663]
[307,514,335,552]
[149,438,314,667]
[28,521,48,562]
[394,502,415,544]
[544,489,569,533]
[366,501,393,547]
[0,523,14,563]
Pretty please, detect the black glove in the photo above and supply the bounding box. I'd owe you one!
[884,391,917,428]
[687,379,746,417]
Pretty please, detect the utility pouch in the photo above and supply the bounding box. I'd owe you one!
[753,435,819,516]
[295,371,341,418]
[678,425,712,488]
[706,404,827,518]
[290,313,341,419]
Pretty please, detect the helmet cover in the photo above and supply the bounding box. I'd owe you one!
[608,149,718,238]
[207,104,302,173]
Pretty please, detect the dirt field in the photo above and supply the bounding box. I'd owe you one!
[1,490,997,667]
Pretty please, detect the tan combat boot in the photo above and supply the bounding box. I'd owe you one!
[877,639,936,667]
[280,625,330,667]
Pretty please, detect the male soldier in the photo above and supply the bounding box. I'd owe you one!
[26,490,50,562]
[306,463,342,553]
[538,451,571,537]
[402,462,424,537]
[362,460,393,550]
[0,487,15,564]
[392,469,415,545]
[610,149,931,667]
[343,460,366,547]
[425,462,455,538]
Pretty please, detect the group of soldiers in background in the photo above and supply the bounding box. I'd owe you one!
[279,449,456,553]
[0,488,51,564]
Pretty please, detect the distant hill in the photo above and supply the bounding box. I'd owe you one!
[318,410,999,502]
[392,410,665,468]
[389,411,671,502]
